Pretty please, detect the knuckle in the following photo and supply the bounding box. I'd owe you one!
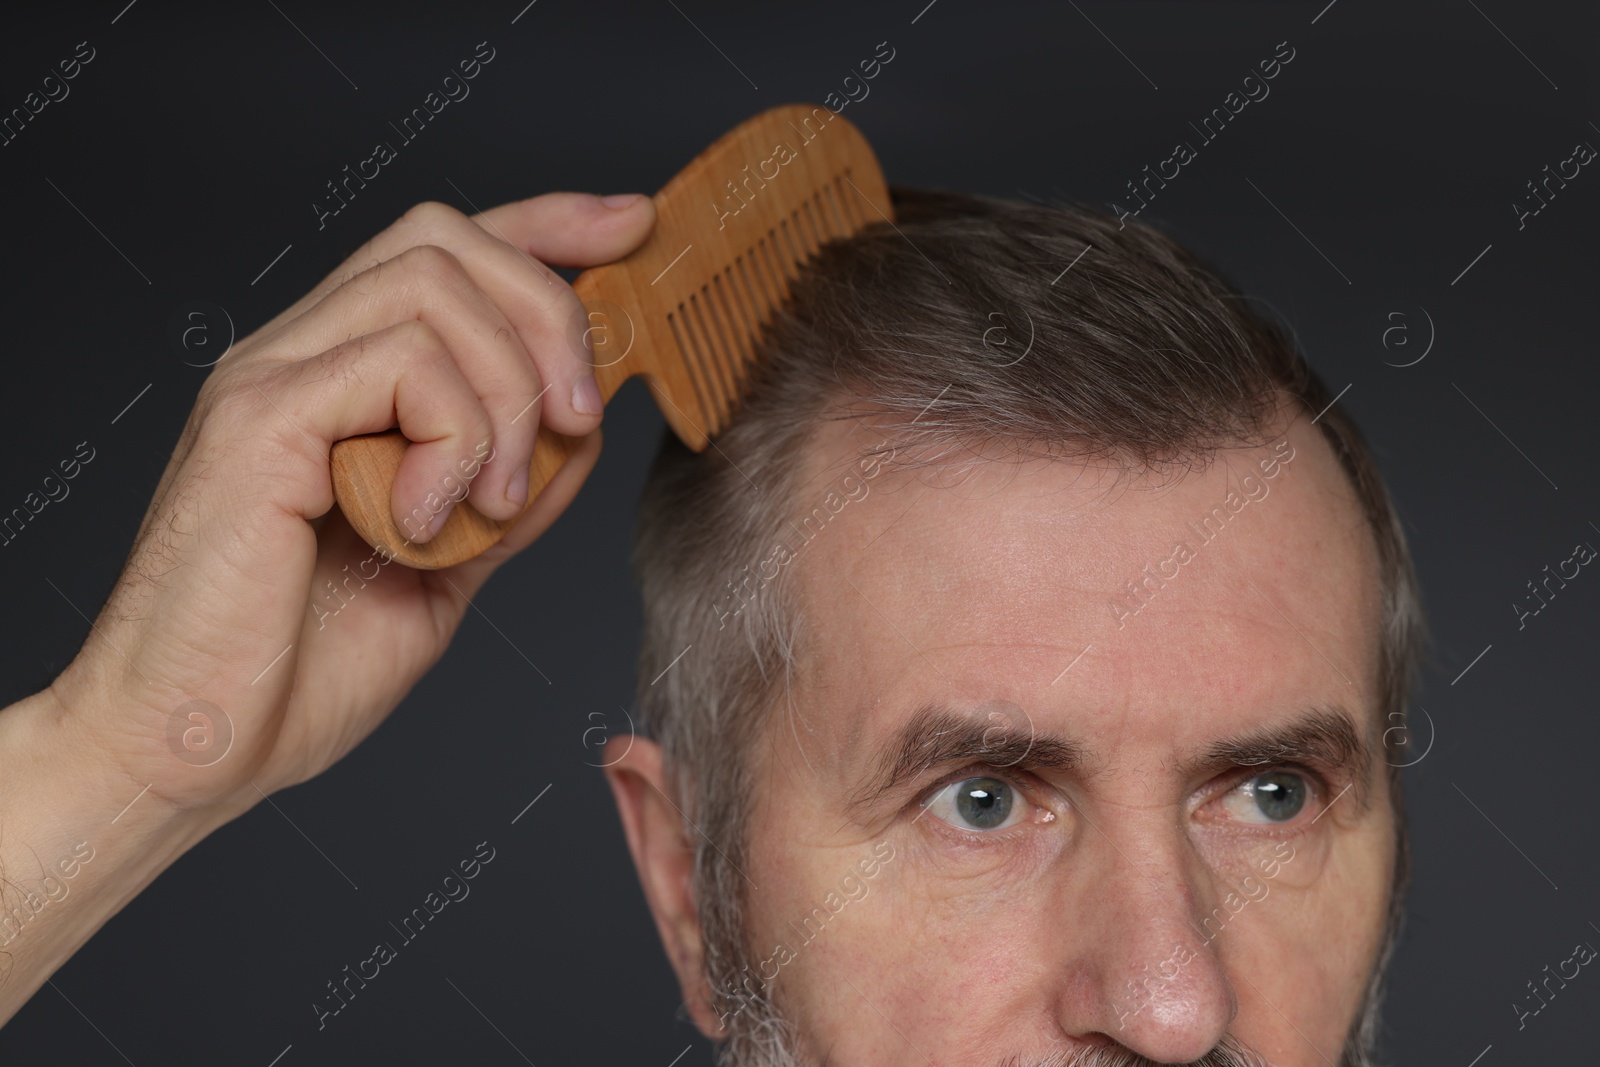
[398,199,461,234]
[401,322,455,375]
[197,374,267,429]
[395,242,466,284]
[396,317,446,355]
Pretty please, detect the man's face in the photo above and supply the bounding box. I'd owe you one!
[734,415,1394,1065]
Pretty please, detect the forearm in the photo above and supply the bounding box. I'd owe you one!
[0,687,220,1024]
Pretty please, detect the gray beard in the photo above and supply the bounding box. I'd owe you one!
[708,954,1389,1067]
[714,1011,1379,1067]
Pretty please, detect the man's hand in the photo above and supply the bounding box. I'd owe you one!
[0,192,654,1022]
[48,190,654,822]
[0,191,653,1023]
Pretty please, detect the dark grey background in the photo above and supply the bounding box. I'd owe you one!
[1,0,1595,1063]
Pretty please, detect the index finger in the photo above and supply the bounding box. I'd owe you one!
[250,191,655,342]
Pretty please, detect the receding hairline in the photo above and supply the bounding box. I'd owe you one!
[766,434,1383,811]
[781,382,1316,508]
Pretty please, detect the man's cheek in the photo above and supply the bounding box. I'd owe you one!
[1223,928,1340,1056]
[832,913,1025,1061]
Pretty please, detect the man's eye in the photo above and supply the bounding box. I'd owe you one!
[1221,770,1311,824]
[922,776,1024,831]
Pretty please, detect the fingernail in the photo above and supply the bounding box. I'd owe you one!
[572,375,603,415]
[600,193,645,210]
[507,465,529,509]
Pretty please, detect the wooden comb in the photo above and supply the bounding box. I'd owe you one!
[329,103,892,569]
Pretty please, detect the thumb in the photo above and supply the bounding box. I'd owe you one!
[473,191,657,268]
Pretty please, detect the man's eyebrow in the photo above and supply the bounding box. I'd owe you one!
[844,703,1375,819]
[1187,706,1374,805]
[845,703,1086,817]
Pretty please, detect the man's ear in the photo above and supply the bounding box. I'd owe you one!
[602,736,720,1036]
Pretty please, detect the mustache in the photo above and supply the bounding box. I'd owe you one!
[1005,1034,1273,1067]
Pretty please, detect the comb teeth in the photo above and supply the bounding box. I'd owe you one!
[665,168,867,435]
[577,102,895,456]
[330,107,890,572]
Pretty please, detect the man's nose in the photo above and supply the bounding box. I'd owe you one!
[1052,824,1238,1062]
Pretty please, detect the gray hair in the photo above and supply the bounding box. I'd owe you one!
[630,187,1423,1065]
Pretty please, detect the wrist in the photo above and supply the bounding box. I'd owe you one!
[0,684,220,855]
[0,687,225,1018]
[46,654,264,829]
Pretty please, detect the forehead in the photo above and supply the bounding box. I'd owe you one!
[778,415,1384,769]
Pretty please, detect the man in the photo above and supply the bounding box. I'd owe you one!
[606,189,1421,1066]
[0,185,1420,1065]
